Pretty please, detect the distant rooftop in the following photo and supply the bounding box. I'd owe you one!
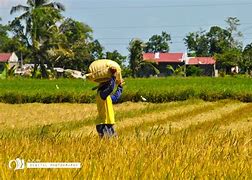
[0,53,12,62]
[143,52,184,63]
[188,57,215,65]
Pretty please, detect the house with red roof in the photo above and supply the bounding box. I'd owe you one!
[143,52,216,77]
[186,57,216,76]
[143,52,186,76]
[0,52,19,73]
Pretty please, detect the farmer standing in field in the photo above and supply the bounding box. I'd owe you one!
[95,67,123,138]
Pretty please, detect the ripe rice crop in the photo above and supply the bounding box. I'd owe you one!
[0,100,252,179]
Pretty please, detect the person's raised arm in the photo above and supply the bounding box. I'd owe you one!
[99,68,117,100]
[111,81,123,103]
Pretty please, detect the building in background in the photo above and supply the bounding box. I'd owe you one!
[0,52,19,73]
[186,57,216,77]
[143,52,216,77]
[143,52,186,76]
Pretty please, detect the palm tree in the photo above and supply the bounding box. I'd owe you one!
[10,0,65,21]
[128,39,144,77]
[10,0,64,44]
[10,0,65,78]
[128,39,159,77]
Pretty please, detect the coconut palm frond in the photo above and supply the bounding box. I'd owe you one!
[10,5,29,14]
[34,0,49,7]
[10,11,31,28]
[45,2,65,11]
[53,2,65,11]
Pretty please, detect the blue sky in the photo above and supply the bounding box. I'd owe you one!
[1,0,252,56]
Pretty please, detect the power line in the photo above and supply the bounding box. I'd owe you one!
[96,33,252,40]
[97,38,252,46]
[64,2,252,10]
[1,1,252,10]
[93,23,252,29]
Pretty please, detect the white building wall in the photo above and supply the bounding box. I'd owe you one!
[8,53,19,68]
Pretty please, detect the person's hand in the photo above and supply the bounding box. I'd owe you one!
[109,67,117,75]
[118,79,125,87]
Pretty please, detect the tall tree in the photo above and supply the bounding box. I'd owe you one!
[128,39,159,77]
[215,48,242,73]
[53,18,93,71]
[225,17,243,48]
[0,20,10,52]
[89,40,105,60]
[10,0,65,77]
[0,17,29,66]
[206,26,232,55]
[144,31,171,53]
[10,0,65,46]
[184,30,209,57]
[128,39,144,77]
[215,17,243,73]
[10,0,65,34]
[241,43,252,75]
[184,17,243,74]
[105,50,126,67]
[32,6,64,77]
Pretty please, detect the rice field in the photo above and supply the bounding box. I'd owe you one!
[0,77,252,103]
[0,100,252,179]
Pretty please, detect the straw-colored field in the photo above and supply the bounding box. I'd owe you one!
[1,100,252,179]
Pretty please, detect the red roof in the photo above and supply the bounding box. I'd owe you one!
[0,53,12,62]
[143,53,184,63]
[188,57,215,65]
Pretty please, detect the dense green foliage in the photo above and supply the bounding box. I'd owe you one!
[144,31,171,53]
[184,17,249,75]
[0,77,251,103]
[2,1,126,77]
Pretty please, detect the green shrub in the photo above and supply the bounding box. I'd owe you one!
[186,66,203,76]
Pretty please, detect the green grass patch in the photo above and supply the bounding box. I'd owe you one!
[0,77,251,103]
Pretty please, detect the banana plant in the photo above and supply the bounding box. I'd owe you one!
[167,65,185,76]
[0,64,7,79]
[0,63,16,79]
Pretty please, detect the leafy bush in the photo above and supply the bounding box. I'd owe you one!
[186,66,203,76]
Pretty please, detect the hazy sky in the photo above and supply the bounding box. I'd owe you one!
[1,0,252,56]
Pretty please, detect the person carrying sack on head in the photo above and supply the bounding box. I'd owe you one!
[95,67,123,138]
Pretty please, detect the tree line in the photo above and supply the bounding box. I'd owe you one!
[128,17,252,77]
[0,0,251,78]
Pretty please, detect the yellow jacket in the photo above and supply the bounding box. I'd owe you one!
[96,93,115,124]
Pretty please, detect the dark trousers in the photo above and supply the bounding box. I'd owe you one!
[96,124,116,138]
